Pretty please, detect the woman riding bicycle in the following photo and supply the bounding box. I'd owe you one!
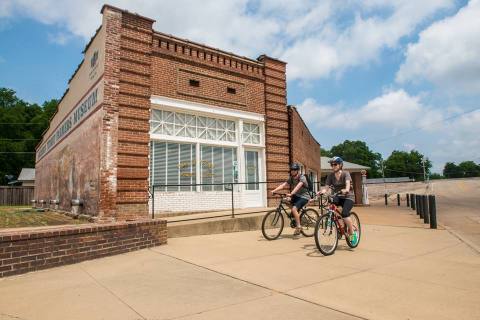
[317,156,357,243]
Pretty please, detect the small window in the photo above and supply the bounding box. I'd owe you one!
[227,87,236,94]
[189,79,200,87]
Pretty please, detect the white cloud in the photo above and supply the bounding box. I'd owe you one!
[397,0,480,94]
[0,0,456,80]
[297,89,424,129]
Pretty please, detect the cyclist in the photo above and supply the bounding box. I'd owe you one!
[271,163,311,236]
[317,156,357,243]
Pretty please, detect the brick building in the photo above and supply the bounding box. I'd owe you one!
[34,5,321,220]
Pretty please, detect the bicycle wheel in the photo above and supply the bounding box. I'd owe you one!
[314,214,338,255]
[261,209,284,240]
[300,208,320,237]
[346,212,361,248]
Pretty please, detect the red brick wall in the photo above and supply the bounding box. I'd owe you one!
[259,56,290,206]
[151,36,265,114]
[290,106,321,178]
[0,220,167,278]
[101,6,154,220]
[34,104,103,216]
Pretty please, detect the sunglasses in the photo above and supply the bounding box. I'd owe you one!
[330,163,340,167]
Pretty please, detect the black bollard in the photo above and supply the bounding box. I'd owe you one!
[429,195,437,229]
[385,194,388,206]
[412,194,416,211]
[419,195,424,219]
[397,194,401,206]
[407,194,410,207]
[415,195,419,215]
[423,195,429,224]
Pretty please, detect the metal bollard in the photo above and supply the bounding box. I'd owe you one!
[429,195,437,229]
[407,194,410,207]
[385,194,388,206]
[397,194,400,206]
[423,195,429,224]
[412,194,416,211]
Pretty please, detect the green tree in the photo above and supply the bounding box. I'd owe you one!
[384,150,431,181]
[429,173,444,180]
[458,161,480,177]
[443,162,463,178]
[329,140,382,178]
[0,88,57,185]
[320,147,331,158]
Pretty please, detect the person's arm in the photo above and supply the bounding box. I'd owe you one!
[289,181,304,196]
[341,172,352,194]
[317,175,332,196]
[271,182,288,195]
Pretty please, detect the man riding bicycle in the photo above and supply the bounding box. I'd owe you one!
[317,156,357,243]
[271,163,311,236]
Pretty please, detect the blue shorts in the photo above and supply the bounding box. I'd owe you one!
[291,195,309,210]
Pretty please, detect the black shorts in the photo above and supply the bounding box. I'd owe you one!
[291,195,309,210]
[332,196,354,218]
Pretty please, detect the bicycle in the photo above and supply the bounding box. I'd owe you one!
[314,192,361,255]
[261,193,320,240]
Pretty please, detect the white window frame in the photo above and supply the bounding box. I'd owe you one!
[150,96,266,194]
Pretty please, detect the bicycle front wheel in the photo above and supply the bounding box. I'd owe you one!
[346,212,361,248]
[314,214,338,255]
[300,208,320,237]
[261,210,284,240]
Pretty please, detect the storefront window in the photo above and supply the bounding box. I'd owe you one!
[242,122,261,144]
[201,145,237,191]
[150,141,196,191]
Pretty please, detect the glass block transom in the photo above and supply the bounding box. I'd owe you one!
[151,109,236,142]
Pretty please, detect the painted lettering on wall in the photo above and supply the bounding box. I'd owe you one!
[37,87,99,161]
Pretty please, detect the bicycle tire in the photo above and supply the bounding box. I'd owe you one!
[300,208,320,237]
[314,214,338,255]
[261,209,284,240]
[345,212,361,248]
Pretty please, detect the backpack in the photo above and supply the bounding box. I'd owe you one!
[302,174,314,193]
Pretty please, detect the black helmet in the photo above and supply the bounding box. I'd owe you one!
[290,163,300,170]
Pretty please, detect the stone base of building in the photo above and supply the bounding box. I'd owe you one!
[0,219,167,278]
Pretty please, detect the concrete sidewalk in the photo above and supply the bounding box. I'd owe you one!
[1,207,479,320]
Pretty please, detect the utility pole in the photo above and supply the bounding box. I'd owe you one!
[381,158,386,195]
[422,157,427,183]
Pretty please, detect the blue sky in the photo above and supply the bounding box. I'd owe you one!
[1,0,479,173]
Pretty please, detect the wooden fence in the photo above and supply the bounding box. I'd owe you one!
[0,187,35,206]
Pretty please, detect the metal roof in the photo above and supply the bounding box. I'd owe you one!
[17,168,35,181]
[321,157,369,173]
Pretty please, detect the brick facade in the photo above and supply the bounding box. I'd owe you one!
[289,106,321,179]
[34,5,320,219]
[0,220,167,278]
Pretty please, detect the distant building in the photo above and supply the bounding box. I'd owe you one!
[7,168,35,187]
[320,157,369,205]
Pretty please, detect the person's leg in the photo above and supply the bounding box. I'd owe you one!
[341,199,354,235]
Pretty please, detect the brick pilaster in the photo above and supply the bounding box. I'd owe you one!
[101,5,154,220]
[258,55,289,206]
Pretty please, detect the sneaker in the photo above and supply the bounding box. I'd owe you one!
[349,232,358,245]
[293,227,302,236]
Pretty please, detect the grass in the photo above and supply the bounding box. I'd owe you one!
[0,206,89,229]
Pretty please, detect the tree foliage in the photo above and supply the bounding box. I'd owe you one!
[0,88,57,185]
[328,140,382,178]
[444,161,480,178]
[384,150,431,181]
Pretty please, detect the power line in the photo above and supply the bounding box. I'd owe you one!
[0,123,44,125]
[369,106,480,145]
